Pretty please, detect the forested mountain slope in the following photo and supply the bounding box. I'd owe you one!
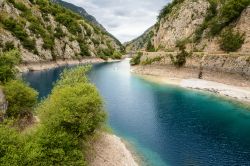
[0,0,123,63]
[51,0,107,32]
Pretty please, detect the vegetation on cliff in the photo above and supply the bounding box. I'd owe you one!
[0,0,123,62]
[130,52,142,66]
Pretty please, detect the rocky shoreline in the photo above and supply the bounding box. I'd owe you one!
[17,58,105,72]
[17,58,122,73]
[87,132,138,166]
[132,65,250,104]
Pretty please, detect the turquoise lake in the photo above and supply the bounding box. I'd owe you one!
[23,59,250,166]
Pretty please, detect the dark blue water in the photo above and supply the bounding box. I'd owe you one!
[23,59,250,166]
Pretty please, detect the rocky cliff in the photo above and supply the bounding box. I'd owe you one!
[0,0,123,63]
[126,0,250,53]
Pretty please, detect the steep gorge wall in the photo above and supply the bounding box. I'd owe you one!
[126,0,250,53]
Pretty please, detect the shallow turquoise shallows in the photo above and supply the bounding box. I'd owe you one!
[23,59,250,166]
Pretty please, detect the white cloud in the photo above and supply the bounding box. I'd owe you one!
[63,0,170,43]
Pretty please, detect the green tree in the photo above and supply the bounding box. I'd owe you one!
[28,66,105,165]
[111,51,122,59]
[0,49,21,83]
[130,52,142,66]
[219,28,245,52]
[4,80,38,118]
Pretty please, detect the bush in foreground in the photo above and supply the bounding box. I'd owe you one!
[4,80,38,118]
[0,66,105,165]
[26,66,105,165]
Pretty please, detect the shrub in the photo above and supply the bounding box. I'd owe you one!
[30,67,105,164]
[54,26,65,38]
[171,51,189,67]
[141,56,163,65]
[0,49,21,83]
[24,127,86,165]
[55,13,81,35]
[25,11,55,50]
[0,67,105,165]
[221,0,250,23]
[0,125,25,165]
[79,43,91,57]
[2,41,15,52]
[4,80,38,118]
[171,43,190,67]
[194,0,218,42]
[42,36,55,50]
[111,51,122,59]
[130,52,142,66]
[7,0,28,12]
[219,28,245,52]
[209,0,249,36]
[14,2,28,12]
[2,18,36,51]
[146,40,155,52]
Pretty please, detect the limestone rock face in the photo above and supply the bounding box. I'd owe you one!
[235,7,250,52]
[139,52,250,77]
[154,0,210,50]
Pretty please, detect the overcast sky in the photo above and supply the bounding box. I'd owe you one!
[64,0,170,43]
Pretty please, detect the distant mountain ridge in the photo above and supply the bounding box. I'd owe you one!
[51,0,107,32]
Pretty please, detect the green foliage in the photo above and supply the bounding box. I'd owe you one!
[7,0,28,12]
[0,66,105,165]
[55,13,81,35]
[194,0,218,42]
[24,126,86,166]
[219,28,245,52]
[80,44,91,57]
[55,67,90,88]
[209,0,249,36]
[130,52,143,66]
[97,47,114,59]
[194,0,249,41]
[2,18,36,52]
[29,66,105,164]
[111,51,122,59]
[221,0,250,23]
[21,10,55,50]
[4,80,38,118]
[54,25,65,38]
[141,56,163,65]
[146,40,155,52]
[158,0,184,21]
[99,55,108,61]
[2,41,15,52]
[0,125,25,165]
[171,43,190,67]
[0,50,21,83]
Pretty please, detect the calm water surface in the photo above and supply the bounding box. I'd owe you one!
[23,59,250,166]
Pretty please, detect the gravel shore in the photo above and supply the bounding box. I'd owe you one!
[132,65,250,104]
[87,133,138,166]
